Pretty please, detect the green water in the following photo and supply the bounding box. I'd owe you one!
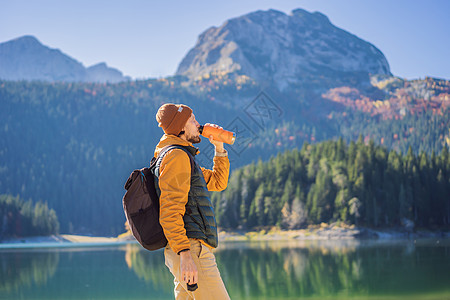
[0,239,449,300]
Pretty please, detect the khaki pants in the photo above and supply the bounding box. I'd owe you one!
[164,239,230,300]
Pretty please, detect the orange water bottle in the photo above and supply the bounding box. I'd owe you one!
[199,124,236,145]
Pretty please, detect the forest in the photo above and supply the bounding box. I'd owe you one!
[0,194,59,240]
[212,137,450,230]
[0,78,448,235]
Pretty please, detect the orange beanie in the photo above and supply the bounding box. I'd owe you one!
[156,103,193,135]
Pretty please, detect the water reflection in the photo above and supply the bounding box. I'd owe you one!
[216,241,367,298]
[216,239,450,299]
[124,239,450,299]
[0,239,448,300]
[0,250,59,292]
[124,244,173,291]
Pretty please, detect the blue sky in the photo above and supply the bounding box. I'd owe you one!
[1,0,449,80]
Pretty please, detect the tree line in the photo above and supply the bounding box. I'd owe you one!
[0,195,59,240]
[212,137,450,230]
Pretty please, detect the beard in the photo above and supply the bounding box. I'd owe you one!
[186,131,202,144]
[188,136,202,144]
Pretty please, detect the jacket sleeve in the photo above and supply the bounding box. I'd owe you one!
[201,155,230,192]
[158,149,191,254]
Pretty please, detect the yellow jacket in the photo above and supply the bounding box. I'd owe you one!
[154,134,230,254]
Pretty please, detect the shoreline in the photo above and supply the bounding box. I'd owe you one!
[0,234,125,249]
[1,224,449,249]
[218,224,450,242]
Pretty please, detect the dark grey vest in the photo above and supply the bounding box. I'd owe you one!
[154,145,218,248]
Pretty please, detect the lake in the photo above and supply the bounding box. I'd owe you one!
[1,238,449,300]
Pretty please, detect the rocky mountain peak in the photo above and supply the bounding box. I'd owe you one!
[176,8,391,89]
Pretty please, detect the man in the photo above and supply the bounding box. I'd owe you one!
[154,103,231,299]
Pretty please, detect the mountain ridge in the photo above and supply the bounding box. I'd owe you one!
[0,35,130,83]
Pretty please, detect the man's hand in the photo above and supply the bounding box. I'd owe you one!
[204,123,225,153]
[180,250,198,285]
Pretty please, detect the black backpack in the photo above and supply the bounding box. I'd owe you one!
[122,145,194,251]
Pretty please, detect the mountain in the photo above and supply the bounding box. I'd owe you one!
[0,35,129,83]
[86,62,129,83]
[176,9,391,90]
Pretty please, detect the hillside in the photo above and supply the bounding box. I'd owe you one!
[0,77,448,234]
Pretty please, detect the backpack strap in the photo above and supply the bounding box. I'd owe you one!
[151,145,195,177]
[139,145,195,212]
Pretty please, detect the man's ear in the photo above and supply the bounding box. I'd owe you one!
[177,126,186,137]
[180,125,187,134]
[180,117,191,133]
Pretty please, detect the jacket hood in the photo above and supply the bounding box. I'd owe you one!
[154,134,200,158]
